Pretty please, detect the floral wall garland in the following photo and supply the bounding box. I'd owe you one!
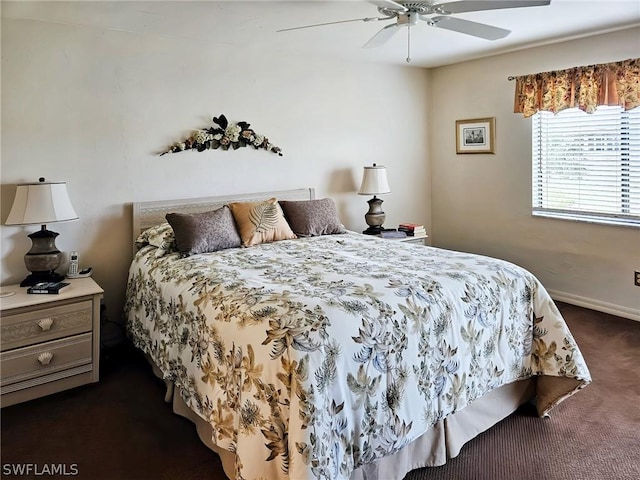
[160,114,282,156]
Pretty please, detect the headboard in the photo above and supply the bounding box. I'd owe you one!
[132,188,316,252]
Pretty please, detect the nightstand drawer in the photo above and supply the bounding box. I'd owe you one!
[0,300,93,351]
[402,237,426,245]
[0,332,92,388]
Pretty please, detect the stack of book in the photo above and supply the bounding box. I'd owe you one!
[398,223,426,237]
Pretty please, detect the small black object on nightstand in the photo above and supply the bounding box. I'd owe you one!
[27,281,70,294]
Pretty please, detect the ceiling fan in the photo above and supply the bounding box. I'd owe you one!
[278,0,552,63]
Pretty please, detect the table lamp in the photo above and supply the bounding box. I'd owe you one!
[5,178,79,286]
[358,164,391,235]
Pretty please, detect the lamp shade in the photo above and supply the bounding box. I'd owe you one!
[358,164,391,195]
[6,181,78,226]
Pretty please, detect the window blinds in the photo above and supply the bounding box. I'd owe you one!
[532,106,640,226]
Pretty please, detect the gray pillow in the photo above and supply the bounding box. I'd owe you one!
[166,206,241,256]
[279,198,345,237]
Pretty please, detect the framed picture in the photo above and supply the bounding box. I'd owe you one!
[455,117,495,154]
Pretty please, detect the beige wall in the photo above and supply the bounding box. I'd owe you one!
[430,27,640,319]
[1,17,431,317]
[2,11,638,322]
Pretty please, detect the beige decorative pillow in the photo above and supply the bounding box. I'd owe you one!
[228,198,297,247]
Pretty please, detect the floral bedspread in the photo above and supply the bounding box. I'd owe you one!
[125,232,591,480]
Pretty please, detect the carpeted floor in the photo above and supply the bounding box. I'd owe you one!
[1,303,638,480]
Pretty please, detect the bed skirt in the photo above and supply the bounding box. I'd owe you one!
[148,357,535,480]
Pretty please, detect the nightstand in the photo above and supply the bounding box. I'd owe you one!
[0,277,103,407]
[380,233,428,246]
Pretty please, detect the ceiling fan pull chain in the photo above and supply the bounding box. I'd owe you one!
[406,24,411,63]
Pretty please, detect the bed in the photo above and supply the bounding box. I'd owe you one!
[125,188,591,480]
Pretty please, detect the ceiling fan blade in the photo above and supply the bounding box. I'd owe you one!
[430,16,511,40]
[277,17,382,33]
[368,0,408,12]
[433,0,551,14]
[363,23,402,48]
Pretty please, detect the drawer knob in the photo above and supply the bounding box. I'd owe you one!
[37,352,54,366]
[38,318,54,331]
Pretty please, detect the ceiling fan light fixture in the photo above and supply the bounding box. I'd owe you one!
[397,12,420,27]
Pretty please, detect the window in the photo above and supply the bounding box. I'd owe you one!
[532,106,640,227]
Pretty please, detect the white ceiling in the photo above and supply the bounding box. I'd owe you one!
[2,0,639,68]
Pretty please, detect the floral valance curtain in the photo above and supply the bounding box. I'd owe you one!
[513,58,640,118]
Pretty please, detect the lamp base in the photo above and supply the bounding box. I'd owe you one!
[362,226,384,235]
[363,196,386,235]
[20,226,64,287]
[20,271,66,287]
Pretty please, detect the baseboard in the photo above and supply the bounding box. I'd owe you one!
[548,289,640,322]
